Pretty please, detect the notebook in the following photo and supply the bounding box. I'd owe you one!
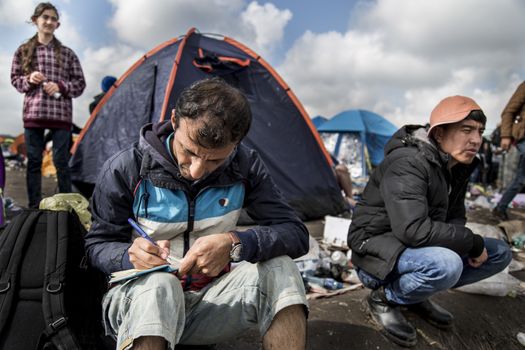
[109,264,179,284]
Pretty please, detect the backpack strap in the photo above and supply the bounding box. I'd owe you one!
[39,211,81,349]
[0,210,41,333]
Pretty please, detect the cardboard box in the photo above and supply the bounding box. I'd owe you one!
[322,215,351,248]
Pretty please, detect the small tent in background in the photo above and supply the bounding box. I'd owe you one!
[311,115,328,128]
[317,109,397,178]
[70,28,346,220]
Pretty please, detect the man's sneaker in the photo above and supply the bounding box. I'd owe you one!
[492,208,509,221]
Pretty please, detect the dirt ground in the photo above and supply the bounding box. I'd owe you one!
[3,168,525,350]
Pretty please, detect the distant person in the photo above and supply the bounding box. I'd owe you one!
[89,75,116,114]
[470,137,493,187]
[348,96,511,347]
[493,81,525,220]
[10,2,85,208]
[0,150,5,225]
[330,155,357,208]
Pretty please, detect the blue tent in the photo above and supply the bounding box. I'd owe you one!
[317,109,397,177]
[311,115,327,128]
[70,28,345,220]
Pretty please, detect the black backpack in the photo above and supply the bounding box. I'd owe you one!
[0,209,108,349]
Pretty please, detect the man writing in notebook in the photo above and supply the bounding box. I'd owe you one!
[85,78,308,350]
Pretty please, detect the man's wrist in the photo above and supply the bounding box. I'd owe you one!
[228,231,242,262]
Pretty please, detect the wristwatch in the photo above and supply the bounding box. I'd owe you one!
[228,232,243,262]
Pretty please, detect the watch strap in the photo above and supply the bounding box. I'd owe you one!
[228,231,240,245]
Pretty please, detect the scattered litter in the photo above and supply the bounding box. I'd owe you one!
[454,268,525,297]
[508,259,525,272]
[295,232,361,299]
[306,283,363,300]
[302,272,343,290]
[465,222,506,241]
[323,215,351,248]
[341,269,361,284]
[470,195,492,209]
[511,194,525,209]
[517,332,525,347]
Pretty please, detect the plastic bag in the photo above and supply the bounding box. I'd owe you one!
[39,193,92,230]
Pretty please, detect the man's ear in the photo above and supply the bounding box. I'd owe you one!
[56,21,60,29]
[170,109,177,129]
[433,127,444,144]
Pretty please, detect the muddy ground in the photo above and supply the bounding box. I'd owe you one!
[4,168,525,349]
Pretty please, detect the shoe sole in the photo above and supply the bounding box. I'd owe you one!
[363,299,418,348]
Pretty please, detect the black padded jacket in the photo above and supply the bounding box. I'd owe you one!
[348,125,484,279]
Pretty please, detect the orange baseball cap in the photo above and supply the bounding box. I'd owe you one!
[428,95,482,135]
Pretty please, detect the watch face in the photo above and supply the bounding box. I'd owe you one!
[230,244,242,262]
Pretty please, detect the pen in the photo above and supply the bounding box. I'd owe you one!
[127,218,180,267]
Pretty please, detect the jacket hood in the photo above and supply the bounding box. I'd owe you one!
[138,121,180,178]
[384,125,449,166]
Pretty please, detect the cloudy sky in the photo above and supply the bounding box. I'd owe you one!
[1,0,524,136]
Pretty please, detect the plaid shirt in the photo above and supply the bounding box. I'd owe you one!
[11,40,86,130]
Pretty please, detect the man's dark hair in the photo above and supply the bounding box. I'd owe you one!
[174,77,252,148]
[464,110,487,125]
[439,110,487,131]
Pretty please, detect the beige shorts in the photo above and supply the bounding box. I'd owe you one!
[102,255,308,350]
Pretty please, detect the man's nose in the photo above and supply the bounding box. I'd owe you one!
[474,132,482,144]
[189,159,206,180]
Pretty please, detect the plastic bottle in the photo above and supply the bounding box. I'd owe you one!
[43,82,61,99]
[512,234,525,250]
[302,273,344,290]
[331,250,347,266]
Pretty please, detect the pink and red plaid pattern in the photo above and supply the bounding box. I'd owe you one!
[11,40,86,130]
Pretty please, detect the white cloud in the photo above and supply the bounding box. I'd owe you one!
[279,0,525,133]
[0,0,34,27]
[3,0,524,139]
[240,2,292,57]
[54,10,82,50]
[0,53,25,136]
[74,44,144,128]
[108,0,291,59]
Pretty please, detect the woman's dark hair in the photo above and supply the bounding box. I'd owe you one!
[21,2,62,75]
[174,77,252,148]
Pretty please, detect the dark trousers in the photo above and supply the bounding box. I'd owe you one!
[497,139,525,212]
[25,128,72,208]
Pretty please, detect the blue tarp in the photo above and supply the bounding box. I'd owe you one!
[317,109,397,176]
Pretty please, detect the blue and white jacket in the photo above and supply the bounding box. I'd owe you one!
[85,121,309,277]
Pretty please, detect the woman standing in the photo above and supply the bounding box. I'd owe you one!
[11,2,86,208]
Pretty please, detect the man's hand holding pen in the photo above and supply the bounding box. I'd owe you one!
[128,237,171,270]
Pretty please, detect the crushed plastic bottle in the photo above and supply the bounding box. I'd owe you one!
[302,272,344,290]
